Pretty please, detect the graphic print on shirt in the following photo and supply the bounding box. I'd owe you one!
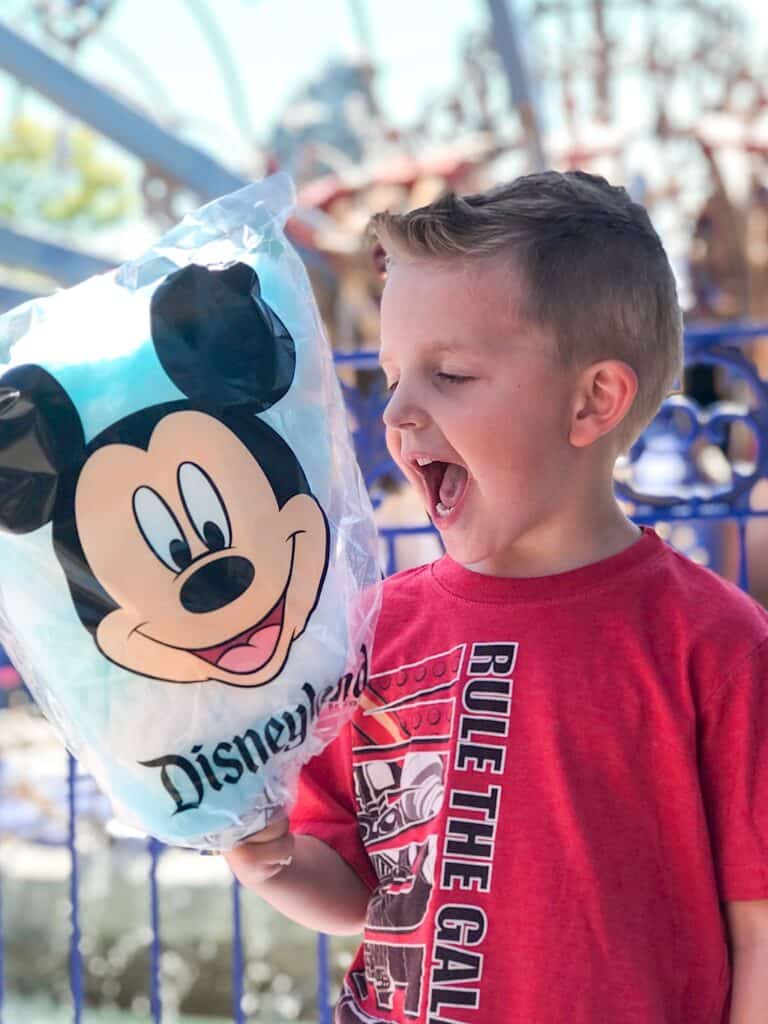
[339,641,516,1024]
[336,981,393,1024]
[354,643,466,752]
[353,753,447,846]
[367,837,437,931]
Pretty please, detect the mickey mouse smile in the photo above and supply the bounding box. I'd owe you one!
[191,592,285,674]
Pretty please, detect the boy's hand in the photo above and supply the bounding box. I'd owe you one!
[223,817,295,887]
[223,824,370,934]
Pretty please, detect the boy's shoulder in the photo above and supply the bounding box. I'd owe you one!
[651,537,768,636]
[626,537,768,700]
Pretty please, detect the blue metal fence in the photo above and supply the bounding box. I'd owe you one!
[1,323,768,1022]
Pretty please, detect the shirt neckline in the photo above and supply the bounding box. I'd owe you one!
[430,526,664,604]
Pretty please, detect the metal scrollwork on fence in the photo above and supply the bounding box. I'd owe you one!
[615,326,768,521]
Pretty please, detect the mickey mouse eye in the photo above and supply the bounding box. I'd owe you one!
[178,462,232,553]
[133,487,192,572]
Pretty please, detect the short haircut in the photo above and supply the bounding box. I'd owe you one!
[370,170,683,448]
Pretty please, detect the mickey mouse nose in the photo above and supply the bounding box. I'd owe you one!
[180,556,255,614]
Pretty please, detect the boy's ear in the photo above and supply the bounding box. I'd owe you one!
[569,360,638,449]
[150,261,296,413]
[0,365,86,534]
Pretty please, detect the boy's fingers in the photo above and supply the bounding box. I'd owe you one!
[224,832,295,875]
[220,817,296,887]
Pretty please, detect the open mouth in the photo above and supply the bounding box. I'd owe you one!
[190,595,285,674]
[412,458,469,523]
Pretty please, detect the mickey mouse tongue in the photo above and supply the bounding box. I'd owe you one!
[439,463,468,509]
[216,626,282,674]
[193,597,284,674]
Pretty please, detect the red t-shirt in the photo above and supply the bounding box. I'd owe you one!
[290,528,768,1023]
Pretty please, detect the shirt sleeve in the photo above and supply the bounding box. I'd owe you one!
[289,719,379,892]
[698,636,768,901]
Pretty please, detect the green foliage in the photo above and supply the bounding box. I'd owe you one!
[0,115,54,163]
[0,115,134,229]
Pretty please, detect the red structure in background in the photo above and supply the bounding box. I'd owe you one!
[0,646,21,692]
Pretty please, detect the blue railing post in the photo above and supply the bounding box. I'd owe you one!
[316,933,332,1024]
[66,754,84,1024]
[737,518,750,593]
[148,837,164,1023]
[231,878,246,1024]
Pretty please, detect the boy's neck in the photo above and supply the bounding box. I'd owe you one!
[461,499,642,580]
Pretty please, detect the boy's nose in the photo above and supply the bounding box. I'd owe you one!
[382,384,427,430]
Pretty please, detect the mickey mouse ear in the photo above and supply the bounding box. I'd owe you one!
[0,365,86,534]
[150,262,296,413]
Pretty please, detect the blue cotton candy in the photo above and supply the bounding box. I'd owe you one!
[0,174,380,849]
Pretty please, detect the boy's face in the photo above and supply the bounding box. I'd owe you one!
[379,257,582,575]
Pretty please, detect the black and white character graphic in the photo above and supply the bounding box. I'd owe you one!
[363,941,424,1017]
[354,752,445,846]
[368,837,437,932]
[335,978,391,1024]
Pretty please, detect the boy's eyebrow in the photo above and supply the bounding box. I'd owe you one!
[430,340,468,354]
[384,340,470,360]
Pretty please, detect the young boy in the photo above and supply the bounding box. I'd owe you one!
[225,171,768,1023]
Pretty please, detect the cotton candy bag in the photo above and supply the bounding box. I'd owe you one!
[0,174,380,848]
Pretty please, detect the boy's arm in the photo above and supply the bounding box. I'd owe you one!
[696,632,768,1022]
[226,715,377,935]
[726,900,768,1024]
[223,818,371,936]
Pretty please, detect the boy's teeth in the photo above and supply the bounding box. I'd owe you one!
[416,457,433,466]
[435,501,454,517]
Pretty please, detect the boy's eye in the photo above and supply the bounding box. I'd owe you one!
[436,372,473,384]
[386,380,398,394]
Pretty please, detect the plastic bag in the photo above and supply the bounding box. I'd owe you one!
[0,173,381,849]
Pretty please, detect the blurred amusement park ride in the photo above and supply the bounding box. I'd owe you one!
[0,0,768,327]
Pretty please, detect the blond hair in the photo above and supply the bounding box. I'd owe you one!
[370,170,683,448]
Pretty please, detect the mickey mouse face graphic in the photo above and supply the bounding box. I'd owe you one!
[0,262,329,687]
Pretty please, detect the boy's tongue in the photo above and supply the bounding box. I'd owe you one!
[439,463,467,507]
